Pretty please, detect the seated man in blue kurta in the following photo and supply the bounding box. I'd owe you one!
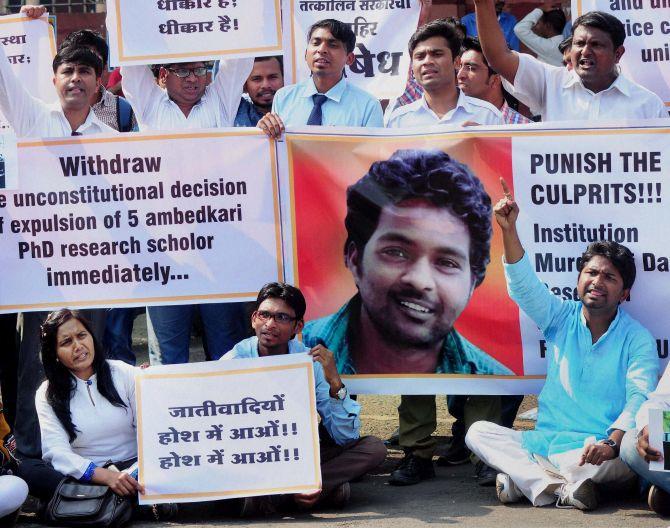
[466,179,659,511]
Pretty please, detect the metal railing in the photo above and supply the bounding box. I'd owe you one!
[5,0,106,14]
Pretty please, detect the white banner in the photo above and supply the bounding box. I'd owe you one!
[106,0,283,66]
[573,0,670,108]
[0,14,57,130]
[0,130,284,312]
[136,353,321,504]
[282,0,421,99]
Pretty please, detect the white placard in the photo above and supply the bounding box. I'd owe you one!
[282,0,421,99]
[136,353,321,504]
[0,129,284,312]
[648,408,670,472]
[573,0,670,109]
[106,0,283,66]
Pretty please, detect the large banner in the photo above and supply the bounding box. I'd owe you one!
[136,353,320,504]
[282,0,421,100]
[279,123,670,394]
[106,0,282,66]
[0,130,284,312]
[573,0,670,108]
[0,14,57,130]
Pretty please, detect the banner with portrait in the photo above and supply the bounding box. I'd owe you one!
[282,0,422,100]
[573,0,670,108]
[136,353,320,504]
[0,130,284,312]
[279,122,670,394]
[106,0,282,66]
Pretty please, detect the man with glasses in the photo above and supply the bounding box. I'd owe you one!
[121,55,253,365]
[221,282,386,515]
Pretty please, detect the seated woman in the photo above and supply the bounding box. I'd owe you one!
[17,308,175,520]
[0,475,28,526]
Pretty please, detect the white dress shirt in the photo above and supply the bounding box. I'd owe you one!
[386,90,503,128]
[0,42,114,137]
[510,53,668,122]
[36,360,138,479]
[122,59,253,130]
[513,9,565,67]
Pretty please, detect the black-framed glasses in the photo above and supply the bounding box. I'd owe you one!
[255,310,297,325]
[167,67,208,78]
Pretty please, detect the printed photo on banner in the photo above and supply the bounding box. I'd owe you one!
[106,0,282,66]
[0,13,58,131]
[648,408,670,472]
[285,131,525,391]
[282,124,670,394]
[282,0,422,99]
[0,130,283,312]
[136,353,321,504]
[573,0,670,107]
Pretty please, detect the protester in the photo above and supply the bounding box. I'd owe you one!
[457,37,530,124]
[257,19,383,138]
[466,179,659,510]
[474,0,667,120]
[223,283,386,514]
[386,19,502,128]
[513,3,566,67]
[234,56,284,127]
[461,0,519,51]
[620,363,670,517]
[121,45,252,365]
[303,149,512,486]
[16,309,176,520]
[558,36,572,68]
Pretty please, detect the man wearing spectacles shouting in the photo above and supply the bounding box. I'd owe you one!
[221,282,386,515]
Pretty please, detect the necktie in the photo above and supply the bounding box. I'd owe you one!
[306,94,328,126]
[71,131,82,136]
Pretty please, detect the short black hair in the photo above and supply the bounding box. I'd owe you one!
[572,11,626,48]
[558,36,572,54]
[577,240,636,290]
[345,149,492,287]
[461,36,494,76]
[52,46,103,77]
[408,18,462,60]
[256,282,307,321]
[307,19,356,54]
[254,55,284,73]
[59,29,109,67]
[540,9,567,36]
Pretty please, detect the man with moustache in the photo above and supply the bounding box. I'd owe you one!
[235,56,284,127]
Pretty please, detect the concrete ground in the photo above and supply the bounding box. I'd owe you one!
[16,315,667,528]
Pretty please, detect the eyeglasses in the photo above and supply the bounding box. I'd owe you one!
[167,67,208,78]
[255,310,297,325]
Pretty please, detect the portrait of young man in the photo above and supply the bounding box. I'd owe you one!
[302,149,511,378]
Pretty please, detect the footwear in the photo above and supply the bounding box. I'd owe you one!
[436,441,471,466]
[648,485,670,517]
[474,460,497,487]
[151,503,178,521]
[556,479,598,511]
[388,453,435,486]
[326,482,351,509]
[496,473,524,504]
[238,496,278,517]
[385,427,400,447]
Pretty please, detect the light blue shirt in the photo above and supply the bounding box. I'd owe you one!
[505,253,659,459]
[461,11,520,51]
[272,76,383,128]
[222,336,361,446]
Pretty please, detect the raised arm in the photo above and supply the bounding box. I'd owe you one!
[493,178,524,264]
[473,0,519,84]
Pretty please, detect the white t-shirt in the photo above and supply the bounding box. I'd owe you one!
[510,53,668,122]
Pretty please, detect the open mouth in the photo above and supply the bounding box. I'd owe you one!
[74,351,89,362]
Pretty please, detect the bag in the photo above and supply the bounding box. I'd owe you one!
[45,479,133,528]
[116,97,136,133]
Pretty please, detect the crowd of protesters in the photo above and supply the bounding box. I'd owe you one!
[0,0,669,524]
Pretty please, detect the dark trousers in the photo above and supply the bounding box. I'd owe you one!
[16,457,64,501]
[15,310,106,460]
[320,435,386,495]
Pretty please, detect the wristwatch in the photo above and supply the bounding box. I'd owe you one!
[600,438,620,457]
[335,385,348,401]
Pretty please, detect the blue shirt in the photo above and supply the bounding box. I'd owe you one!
[272,76,383,128]
[505,254,658,459]
[303,295,513,376]
[234,96,265,127]
[461,11,520,51]
[222,336,361,446]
